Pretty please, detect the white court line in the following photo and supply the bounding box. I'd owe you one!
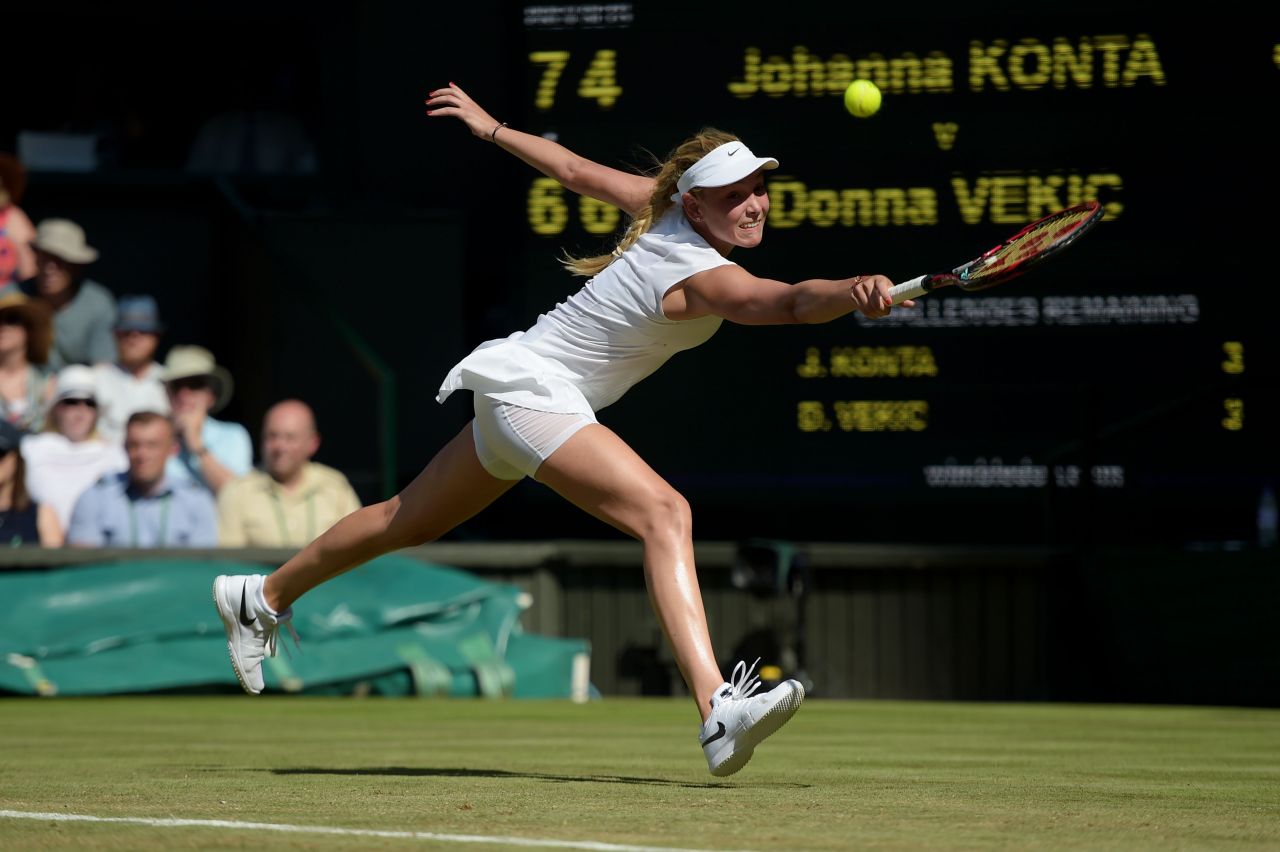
[0,810,753,852]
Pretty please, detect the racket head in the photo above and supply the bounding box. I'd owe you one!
[954,200,1105,291]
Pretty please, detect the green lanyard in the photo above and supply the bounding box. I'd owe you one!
[269,490,315,545]
[127,495,171,548]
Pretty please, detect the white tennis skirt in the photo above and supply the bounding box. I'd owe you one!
[471,394,596,481]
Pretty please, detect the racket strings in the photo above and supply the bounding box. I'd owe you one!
[967,207,1098,279]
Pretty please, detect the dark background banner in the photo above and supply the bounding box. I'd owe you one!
[9,3,1274,546]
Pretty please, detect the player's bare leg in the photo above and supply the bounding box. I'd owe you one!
[533,423,723,718]
[536,423,804,776]
[263,421,517,612]
[214,422,517,693]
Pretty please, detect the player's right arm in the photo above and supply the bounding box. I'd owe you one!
[426,82,654,218]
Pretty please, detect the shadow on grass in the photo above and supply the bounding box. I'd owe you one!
[267,766,811,789]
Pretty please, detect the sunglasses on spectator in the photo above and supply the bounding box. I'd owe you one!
[0,313,25,327]
[169,377,211,392]
[59,398,98,408]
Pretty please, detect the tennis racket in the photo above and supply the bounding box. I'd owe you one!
[888,200,1105,302]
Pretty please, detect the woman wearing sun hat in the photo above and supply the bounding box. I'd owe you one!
[24,218,118,369]
[20,365,127,531]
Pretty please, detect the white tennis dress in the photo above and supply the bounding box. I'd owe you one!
[437,208,736,417]
[436,207,736,479]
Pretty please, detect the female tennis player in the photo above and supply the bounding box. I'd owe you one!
[215,83,912,777]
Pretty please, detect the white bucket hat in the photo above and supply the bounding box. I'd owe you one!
[33,218,99,265]
[671,141,779,202]
[52,364,98,404]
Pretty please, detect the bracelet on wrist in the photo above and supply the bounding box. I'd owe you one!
[490,122,508,143]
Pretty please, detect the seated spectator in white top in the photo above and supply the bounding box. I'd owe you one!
[20,365,127,529]
[162,346,251,495]
[92,295,170,444]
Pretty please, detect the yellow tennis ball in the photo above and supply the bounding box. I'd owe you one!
[844,79,882,118]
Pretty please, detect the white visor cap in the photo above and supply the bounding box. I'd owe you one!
[671,141,779,203]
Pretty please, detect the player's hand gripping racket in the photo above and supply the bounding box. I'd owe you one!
[888,200,1104,303]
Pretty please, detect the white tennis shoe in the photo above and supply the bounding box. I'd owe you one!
[699,659,805,777]
[212,574,299,695]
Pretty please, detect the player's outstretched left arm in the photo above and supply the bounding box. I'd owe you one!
[426,82,654,218]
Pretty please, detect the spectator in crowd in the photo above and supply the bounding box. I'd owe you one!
[218,399,360,547]
[0,154,37,289]
[0,420,62,546]
[21,365,127,530]
[22,218,117,368]
[93,295,170,444]
[0,288,55,432]
[162,345,251,494]
[67,411,216,548]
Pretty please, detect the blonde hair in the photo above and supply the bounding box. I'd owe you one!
[561,128,740,278]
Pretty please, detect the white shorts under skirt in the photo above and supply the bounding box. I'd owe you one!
[471,394,596,481]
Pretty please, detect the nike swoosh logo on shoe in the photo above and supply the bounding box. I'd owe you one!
[239,580,256,627]
[700,722,727,747]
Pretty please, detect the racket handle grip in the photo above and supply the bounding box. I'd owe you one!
[888,275,928,302]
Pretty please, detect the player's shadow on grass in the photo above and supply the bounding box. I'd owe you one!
[269,766,810,789]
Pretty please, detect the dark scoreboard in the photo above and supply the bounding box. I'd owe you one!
[499,4,1276,546]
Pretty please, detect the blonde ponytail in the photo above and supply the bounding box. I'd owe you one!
[561,128,740,278]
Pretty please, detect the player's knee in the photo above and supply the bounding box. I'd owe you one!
[637,488,692,542]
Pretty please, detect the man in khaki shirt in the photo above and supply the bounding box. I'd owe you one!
[217,400,360,547]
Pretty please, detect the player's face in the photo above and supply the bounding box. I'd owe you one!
[687,169,770,253]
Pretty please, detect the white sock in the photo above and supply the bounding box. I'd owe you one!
[253,578,280,620]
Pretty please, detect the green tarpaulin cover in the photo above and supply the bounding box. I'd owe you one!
[0,556,588,699]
